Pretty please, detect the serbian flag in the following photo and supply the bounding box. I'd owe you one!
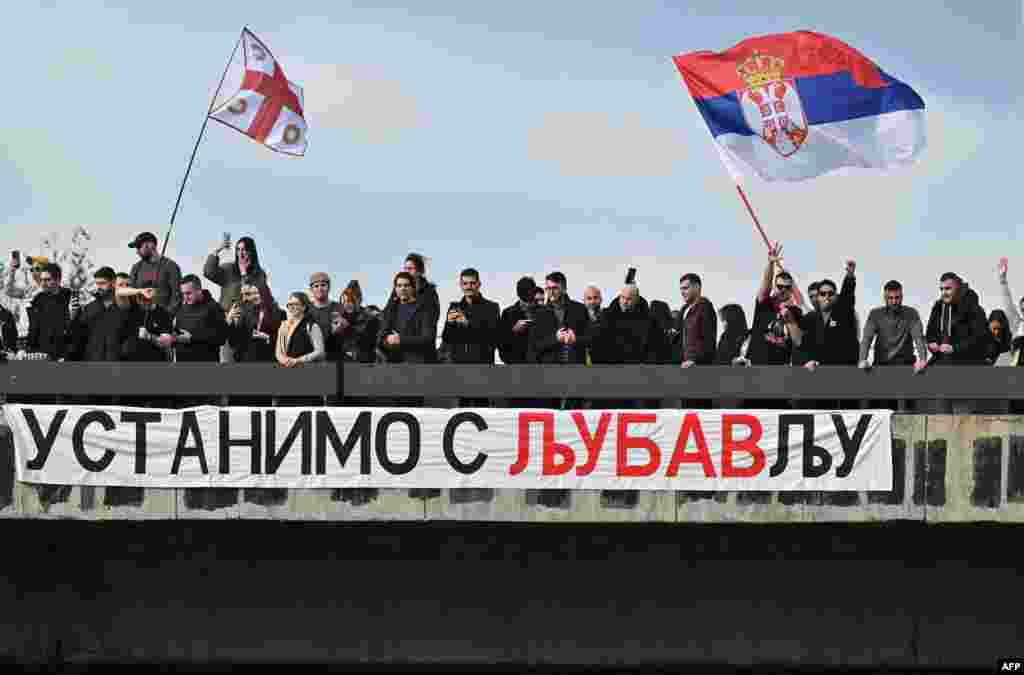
[673,31,925,182]
[210,28,307,156]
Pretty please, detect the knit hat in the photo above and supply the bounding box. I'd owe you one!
[309,272,331,287]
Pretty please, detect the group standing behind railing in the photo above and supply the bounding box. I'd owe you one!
[2,233,1022,376]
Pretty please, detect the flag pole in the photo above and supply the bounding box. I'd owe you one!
[163,29,244,257]
[734,184,771,250]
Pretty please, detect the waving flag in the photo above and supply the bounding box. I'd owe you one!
[210,28,307,156]
[673,31,925,182]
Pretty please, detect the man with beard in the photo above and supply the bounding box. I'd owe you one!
[859,280,928,372]
[334,281,379,363]
[795,261,860,371]
[158,275,228,363]
[498,276,538,365]
[128,231,182,316]
[26,263,75,361]
[307,272,343,361]
[70,267,124,363]
[925,272,989,366]
[670,273,717,368]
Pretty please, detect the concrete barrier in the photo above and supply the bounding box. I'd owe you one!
[2,410,1022,523]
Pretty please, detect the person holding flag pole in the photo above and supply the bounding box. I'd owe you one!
[672,30,926,334]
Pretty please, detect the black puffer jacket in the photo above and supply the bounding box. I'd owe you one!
[925,285,989,365]
[338,308,380,363]
[440,296,501,364]
[173,297,228,363]
[27,288,73,359]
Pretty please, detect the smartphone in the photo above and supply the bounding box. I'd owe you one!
[222,232,232,248]
[11,250,20,265]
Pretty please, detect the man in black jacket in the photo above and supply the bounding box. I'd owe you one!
[158,275,227,363]
[70,267,125,363]
[441,268,500,364]
[796,261,860,370]
[925,272,989,366]
[440,268,500,407]
[498,276,538,365]
[377,272,437,364]
[528,272,591,412]
[27,263,74,361]
[0,304,16,353]
[528,272,590,366]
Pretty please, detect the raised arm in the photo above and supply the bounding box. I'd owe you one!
[757,242,782,301]
[998,258,1024,334]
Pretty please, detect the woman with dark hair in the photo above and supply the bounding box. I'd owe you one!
[275,292,325,368]
[229,284,284,363]
[204,235,268,311]
[335,280,379,363]
[987,309,1013,366]
[716,303,750,365]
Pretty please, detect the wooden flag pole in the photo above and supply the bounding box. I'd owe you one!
[162,29,244,257]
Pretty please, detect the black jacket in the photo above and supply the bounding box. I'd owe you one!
[647,301,674,364]
[120,304,175,362]
[70,300,126,362]
[440,296,501,364]
[528,298,591,364]
[337,309,380,363]
[377,301,437,363]
[795,275,859,366]
[925,286,989,365]
[27,288,73,359]
[0,306,17,352]
[173,299,228,363]
[387,277,441,329]
[498,302,534,364]
[597,299,661,364]
[228,306,283,363]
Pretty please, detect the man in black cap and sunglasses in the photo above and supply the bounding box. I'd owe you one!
[795,261,860,371]
[128,231,182,316]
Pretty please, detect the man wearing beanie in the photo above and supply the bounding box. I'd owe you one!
[307,271,343,361]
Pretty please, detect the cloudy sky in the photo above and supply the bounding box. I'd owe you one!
[1,1,1020,322]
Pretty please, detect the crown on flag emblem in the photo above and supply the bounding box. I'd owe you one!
[735,52,786,88]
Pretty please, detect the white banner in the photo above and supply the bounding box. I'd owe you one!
[2,405,892,491]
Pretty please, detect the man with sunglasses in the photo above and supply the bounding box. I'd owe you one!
[748,243,804,366]
[924,272,989,366]
[795,261,860,371]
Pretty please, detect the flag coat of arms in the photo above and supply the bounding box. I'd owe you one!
[210,28,308,156]
[673,31,925,182]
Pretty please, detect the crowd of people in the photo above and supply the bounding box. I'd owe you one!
[2,232,1022,375]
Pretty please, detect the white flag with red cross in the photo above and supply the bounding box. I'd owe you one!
[209,29,307,156]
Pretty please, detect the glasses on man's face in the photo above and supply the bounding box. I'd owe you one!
[286,302,302,308]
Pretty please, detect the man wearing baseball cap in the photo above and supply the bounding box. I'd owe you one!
[307,271,343,361]
[128,231,182,316]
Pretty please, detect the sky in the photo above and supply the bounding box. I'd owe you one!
[1,1,1021,327]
